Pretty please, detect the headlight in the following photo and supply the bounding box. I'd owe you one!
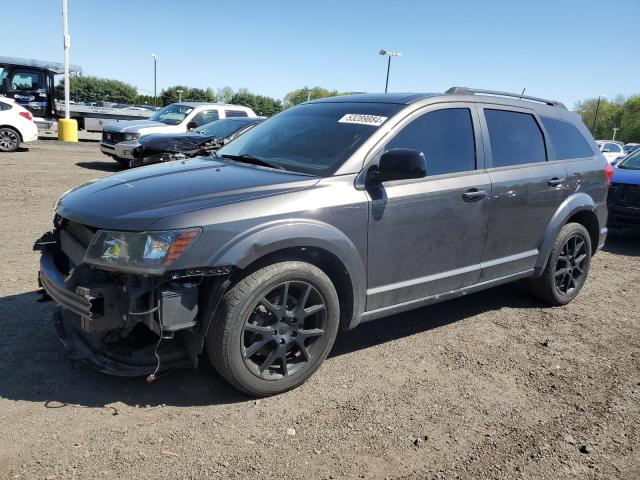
[84,228,202,273]
[123,133,140,141]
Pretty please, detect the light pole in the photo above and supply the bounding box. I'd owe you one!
[177,89,183,103]
[152,53,157,107]
[592,94,604,136]
[613,127,619,141]
[379,49,401,93]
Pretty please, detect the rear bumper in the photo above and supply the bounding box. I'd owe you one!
[21,122,39,142]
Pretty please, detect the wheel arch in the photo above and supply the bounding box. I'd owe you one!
[535,193,600,274]
[0,124,22,141]
[208,220,367,330]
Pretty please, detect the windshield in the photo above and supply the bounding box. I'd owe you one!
[149,104,194,125]
[195,119,253,138]
[216,102,402,176]
[619,150,640,170]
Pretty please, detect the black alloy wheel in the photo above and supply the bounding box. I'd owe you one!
[241,280,327,380]
[206,261,340,396]
[554,234,588,296]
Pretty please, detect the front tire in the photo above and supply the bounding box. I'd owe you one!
[0,127,21,152]
[529,222,592,305]
[206,261,340,396]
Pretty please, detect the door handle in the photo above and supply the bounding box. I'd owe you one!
[548,177,565,187]
[462,188,487,202]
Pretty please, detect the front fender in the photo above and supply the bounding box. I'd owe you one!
[534,192,599,273]
[208,219,367,323]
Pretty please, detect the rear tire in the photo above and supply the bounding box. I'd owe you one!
[529,222,592,306]
[0,127,21,152]
[206,261,340,396]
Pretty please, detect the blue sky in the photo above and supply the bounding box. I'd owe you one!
[3,0,639,108]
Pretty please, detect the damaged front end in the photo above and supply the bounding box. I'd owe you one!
[34,216,230,377]
[130,136,224,168]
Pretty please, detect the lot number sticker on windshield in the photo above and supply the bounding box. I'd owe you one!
[338,114,388,126]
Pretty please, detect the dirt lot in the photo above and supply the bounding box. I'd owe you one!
[0,140,639,480]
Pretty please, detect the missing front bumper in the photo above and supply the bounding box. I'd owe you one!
[54,307,192,377]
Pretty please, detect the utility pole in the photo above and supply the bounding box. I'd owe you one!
[613,127,620,141]
[177,89,183,103]
[592,95,603,135]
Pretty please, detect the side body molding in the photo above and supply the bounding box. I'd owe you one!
[534,192,600,274]
[207,219,367,325]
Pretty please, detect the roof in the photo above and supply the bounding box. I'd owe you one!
[309,93,437,105]
[307,87,567,110]
[0,56,82,74]
[177,102,253,108]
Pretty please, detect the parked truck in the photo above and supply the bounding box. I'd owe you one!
[0,56,153,132]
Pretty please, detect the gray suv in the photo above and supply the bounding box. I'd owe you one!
[36,87,609,396]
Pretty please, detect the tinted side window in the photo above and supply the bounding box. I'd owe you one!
[0,101,11,111]
[225,110,248,118]
[386,108,476,176]
[603,142,621,153]
[541,117,593,160]
[485,109,546,167]
[192,110,219,126]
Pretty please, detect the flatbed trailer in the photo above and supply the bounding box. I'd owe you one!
[0,56,152,132]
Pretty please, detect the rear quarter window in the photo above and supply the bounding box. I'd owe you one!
[541,117,593,160]
[225,110,248,118]
[0,101,11,111]
[485,109,546,167]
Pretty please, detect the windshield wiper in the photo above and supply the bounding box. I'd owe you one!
[219,153,286,171]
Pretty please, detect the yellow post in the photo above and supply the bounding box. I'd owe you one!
[57,118,78,142]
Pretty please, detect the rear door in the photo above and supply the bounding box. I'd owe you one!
[478,106,569,280]
[365,104,491,311]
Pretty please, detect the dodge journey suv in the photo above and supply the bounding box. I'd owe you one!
[36,87,610,396]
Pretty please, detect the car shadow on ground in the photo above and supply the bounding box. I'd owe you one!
[0,282,544,409]
[603,230,640,257]
[75,161,124,172]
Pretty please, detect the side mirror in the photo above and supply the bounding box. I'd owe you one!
[367,148,427,185]
[186,121,198,130]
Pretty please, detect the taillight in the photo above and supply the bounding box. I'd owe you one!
[19,111,33,121]
[604,163,614,186]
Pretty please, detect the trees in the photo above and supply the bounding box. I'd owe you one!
[55,76,138,103]
[230,91,283,117]
[159,86,217,106]
[575,94,640,142]
[283,87,353,107]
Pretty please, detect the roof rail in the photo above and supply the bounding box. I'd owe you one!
[446,87,566,109]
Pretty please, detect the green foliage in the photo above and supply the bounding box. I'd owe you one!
[55,75,138,103]
[230,91,283,117]
[159,85,217,106]
[134,94,156,106]
[217,86,235,104]
[575,94,640,143]
[283,86,352,107]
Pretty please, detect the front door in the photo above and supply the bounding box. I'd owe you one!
[366,105,491,311]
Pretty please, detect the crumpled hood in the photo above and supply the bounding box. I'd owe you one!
[137,132,215,155]
[57,158,319,230]
[103,120,171,133]
[612,167,640,186]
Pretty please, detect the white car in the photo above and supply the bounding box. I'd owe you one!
[0,97,38,152]
[100,102,256,163]
[596,140,627,163]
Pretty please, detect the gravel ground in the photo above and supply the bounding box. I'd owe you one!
[0,140,639,480]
